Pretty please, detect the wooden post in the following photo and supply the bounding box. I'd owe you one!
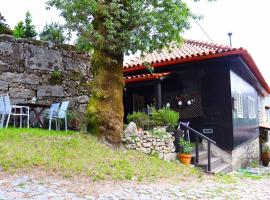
[155,80,162,109]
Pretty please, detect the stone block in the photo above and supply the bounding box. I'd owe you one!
[0,72,39,85]
[37,86,64,97]
[25,46,63,71]
[77,95,89,104]
[0,80,8,91]
[9,88,36,100]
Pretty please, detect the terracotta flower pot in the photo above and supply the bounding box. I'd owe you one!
[178,153,192,165]
[261,152,270,166]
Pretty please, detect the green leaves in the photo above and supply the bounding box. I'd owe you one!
[46,0,193,55]
[179,138,193,154]
[39,22,67,44]
[13,11,37,39]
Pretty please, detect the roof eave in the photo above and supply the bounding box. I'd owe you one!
[124,50,270,94]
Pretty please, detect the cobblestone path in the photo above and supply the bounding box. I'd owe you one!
[0,168,270,200]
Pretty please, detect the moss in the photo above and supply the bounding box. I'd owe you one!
[86,49,124,144]
[48,70,63,85]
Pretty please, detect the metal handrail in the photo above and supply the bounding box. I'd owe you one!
[178,122,216,172]
[179,122,216,144]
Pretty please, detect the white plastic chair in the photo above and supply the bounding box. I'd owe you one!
[48,103,60,131]
[0,95,5,128]
[57,101,69,131]
[3,94,30,129]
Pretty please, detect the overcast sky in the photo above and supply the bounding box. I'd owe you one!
[1,0,270,83]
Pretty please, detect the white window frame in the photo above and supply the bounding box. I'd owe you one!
[248,96,256,119]
[236,92,244,118]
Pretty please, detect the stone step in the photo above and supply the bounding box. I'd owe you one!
[192,150,207,161]
[210,163,232,174]
[195,156,223,170]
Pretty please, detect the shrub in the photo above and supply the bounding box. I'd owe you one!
[159,108,179,131]
[148,106,162,128]
[127,111,148,129]
[127,107,179,131]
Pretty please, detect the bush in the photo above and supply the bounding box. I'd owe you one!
[148,106,162,128]
[127,107,179,131]
[127,111,148,129]
[159,108,179,131]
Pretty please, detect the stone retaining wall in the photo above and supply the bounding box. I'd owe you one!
[0,35,92,113]
[123,130,176,161]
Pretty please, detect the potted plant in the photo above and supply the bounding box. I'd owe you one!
[261,146,270,166]
[178,138,193,165]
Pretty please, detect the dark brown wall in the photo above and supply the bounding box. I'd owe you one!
[230,70,259,148]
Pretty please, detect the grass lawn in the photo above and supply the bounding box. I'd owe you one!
[0,128,200,181]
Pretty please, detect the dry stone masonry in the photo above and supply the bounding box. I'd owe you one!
[123,123,176,161]
[0,34,92,113]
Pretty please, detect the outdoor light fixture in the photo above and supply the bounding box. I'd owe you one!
[166,102,170,108]
[178,100,182,106]
[187,100,192,105]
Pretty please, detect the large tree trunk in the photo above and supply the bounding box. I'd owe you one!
[87,49,124,145]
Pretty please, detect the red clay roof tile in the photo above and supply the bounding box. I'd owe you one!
[123,39,270,94]
[124,72,171,84]
[124,40,238,70]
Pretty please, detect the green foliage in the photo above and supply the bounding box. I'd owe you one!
[39,22,66,44]
[0,128,200,181]
[13,21,25,38]
[13,11,37,39]
[150,107,163,127]
[46,0,194,56]
[48,70,63,85]
[159,108,179,131]
[24,11,37,38]
[0,14,12,35]
[75,36,93,53]
[128,107,179,131]
[127,111,148,129]
[179,138,193,154]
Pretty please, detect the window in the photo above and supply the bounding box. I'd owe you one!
[248,96,256,119]
[236,92,243,118]
[267,109,270,124]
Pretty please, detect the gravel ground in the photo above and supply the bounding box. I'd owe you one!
[0,167,270,200]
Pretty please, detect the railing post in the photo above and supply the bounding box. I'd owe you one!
[207,140,211,172]
[195,134,199,164]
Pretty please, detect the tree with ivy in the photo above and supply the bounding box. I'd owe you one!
[13,11,37,39]
[0,13,12,35]
[39,22,67,44]
[47,0,197,145]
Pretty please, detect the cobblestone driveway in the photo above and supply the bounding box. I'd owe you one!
[0,168,270,200]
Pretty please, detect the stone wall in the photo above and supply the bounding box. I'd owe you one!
[203,137,260,170]
[123,129,176,161]
[231,137,260,169]
[258,96,268,125]
[0,35,92,113]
